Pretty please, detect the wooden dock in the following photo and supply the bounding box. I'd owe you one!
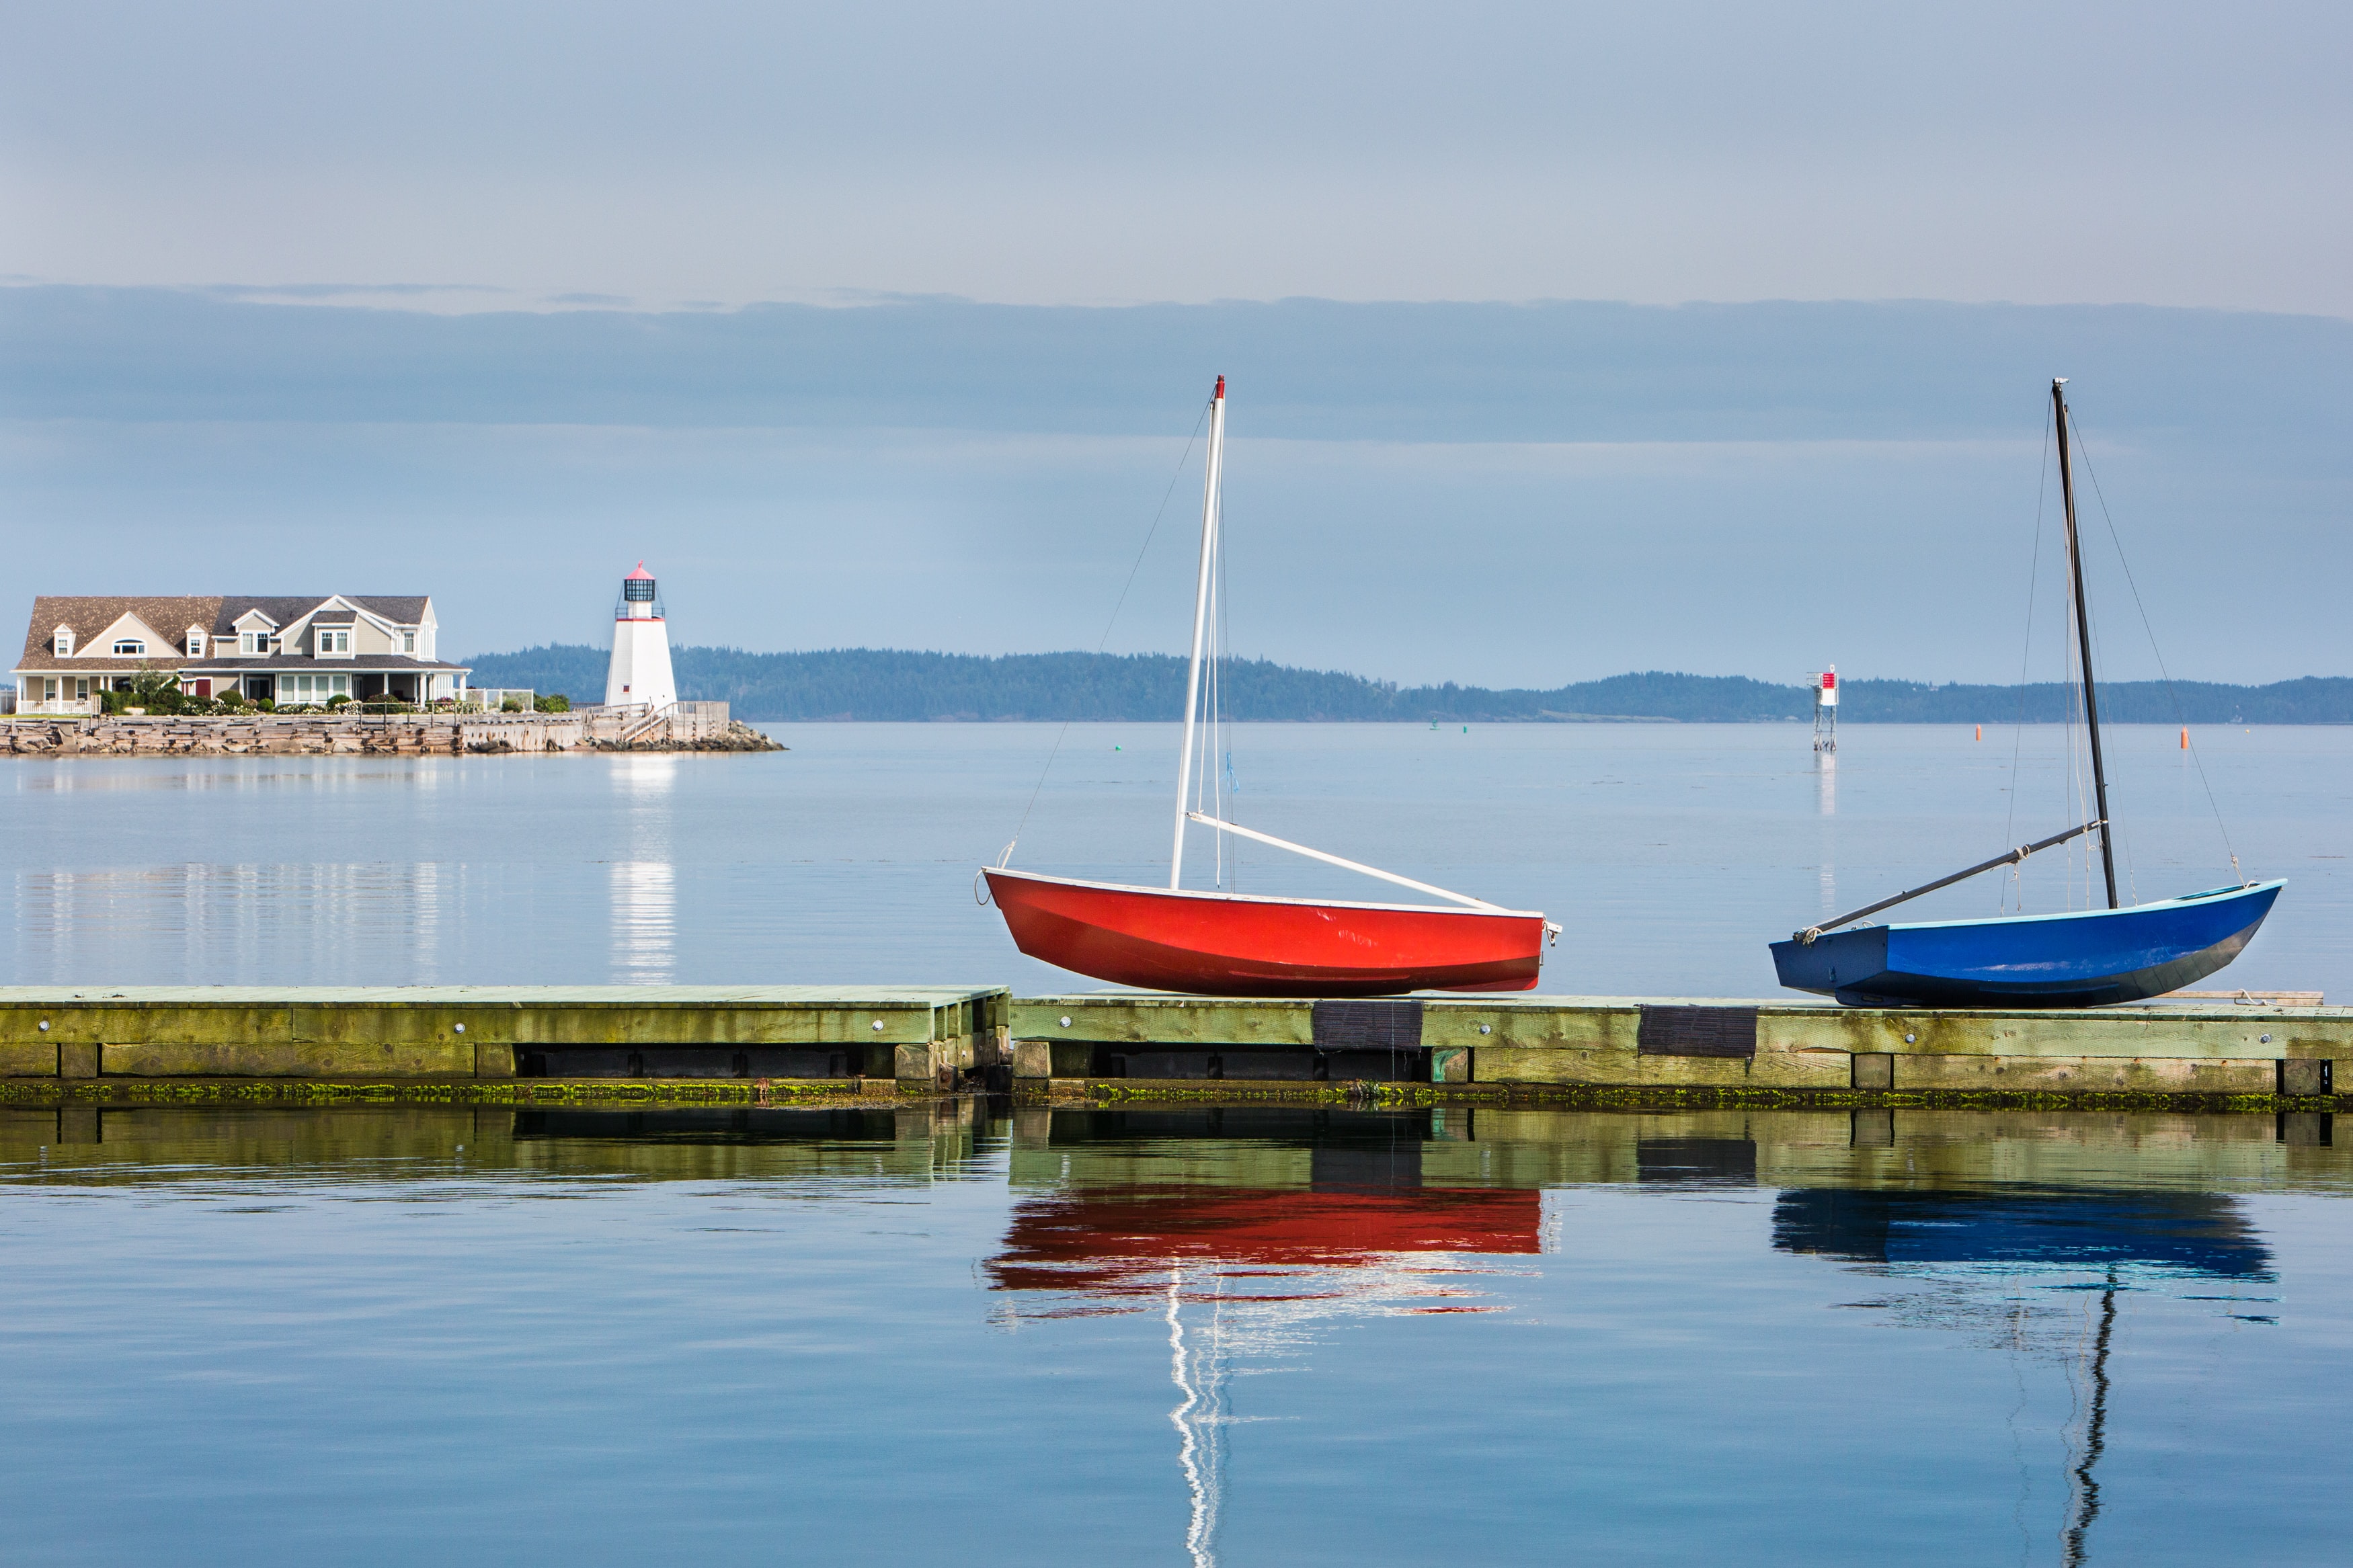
[0,987,1008,1099]
[1010,992,2353,1106]
[1,986,2345,1111]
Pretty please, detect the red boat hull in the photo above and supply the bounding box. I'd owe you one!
[984,868,1546,996]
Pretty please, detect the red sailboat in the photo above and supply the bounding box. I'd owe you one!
[983,377,1554,996]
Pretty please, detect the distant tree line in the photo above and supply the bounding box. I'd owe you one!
[461,644,2353,725]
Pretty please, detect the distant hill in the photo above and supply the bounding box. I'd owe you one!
[462,645,2353,725]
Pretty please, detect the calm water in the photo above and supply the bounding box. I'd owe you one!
[3,1103,2350,1565]
[3,722,2347,995]
[5,725,2349,1563]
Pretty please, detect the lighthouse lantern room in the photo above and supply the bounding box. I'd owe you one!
[604,562,678,710]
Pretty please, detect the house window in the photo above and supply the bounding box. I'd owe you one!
[42,679,57,700]
[113,638,146,655]
[75,679,89,700]
[54,628,75,656]
[284,673,349,702]
[186,629,206,657]
[317,630,351,655]
[401,630,415,653]
[241,631,268,655]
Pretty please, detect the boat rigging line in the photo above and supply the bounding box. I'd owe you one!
[1796,382,2118,943]
[1167,380,1532,919]
[1796,818,2106,943]
[1186,813,1558,945]
[2001,403,2051,911]
[2055,380,2120,909]
[995,391,1215,874]
[1213,481,1236,884]
[2063,402,2246,887]
[1171,377,1229,887]
[981,375,1557,995]
[1769,374,2281,1005]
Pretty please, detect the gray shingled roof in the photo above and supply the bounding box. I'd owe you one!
[17,596,223,671]
[216,596,430,634]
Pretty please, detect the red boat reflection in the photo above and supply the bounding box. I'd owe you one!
[986,1184,1542,1301]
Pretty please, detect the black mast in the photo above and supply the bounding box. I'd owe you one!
[2052,378,2119,909]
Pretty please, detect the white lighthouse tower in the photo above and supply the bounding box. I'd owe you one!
[604,562,677,710]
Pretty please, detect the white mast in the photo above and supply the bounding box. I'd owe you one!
[1170,376,1227,889]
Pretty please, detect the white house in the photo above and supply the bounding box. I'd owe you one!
[13,595,472,714]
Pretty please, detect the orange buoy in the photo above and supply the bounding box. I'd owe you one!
[1974,724,1982,741]
[2181,727,2189,749]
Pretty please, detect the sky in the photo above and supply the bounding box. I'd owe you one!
[3,2,2349,686]
[7,1,2350,315]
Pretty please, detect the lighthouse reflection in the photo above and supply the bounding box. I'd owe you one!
[610,750,679,983]
[608,859,676,983]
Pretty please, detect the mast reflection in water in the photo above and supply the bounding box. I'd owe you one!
[1774,1184,2273,1565]
[987,1110,1540,1567]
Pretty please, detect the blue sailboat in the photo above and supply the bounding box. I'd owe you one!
[1772,380,2283,1008]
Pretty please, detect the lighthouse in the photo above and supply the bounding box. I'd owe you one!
[604,562,678,710]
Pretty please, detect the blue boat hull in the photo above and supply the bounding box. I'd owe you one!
[1770,881,2284,1007]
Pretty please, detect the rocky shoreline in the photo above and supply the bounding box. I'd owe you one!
[0,706,783,756]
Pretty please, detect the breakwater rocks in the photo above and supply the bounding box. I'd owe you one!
[588,720,782,754]
[0,702,783,757]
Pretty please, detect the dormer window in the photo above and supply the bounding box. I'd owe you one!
[186,628,206,657]
[53,626,74,656]
[401,630,416,653]
[317,630,351,655]
[240,631,267,655]
[112,638,146,656]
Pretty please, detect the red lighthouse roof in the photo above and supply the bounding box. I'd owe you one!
[625,562,654,579]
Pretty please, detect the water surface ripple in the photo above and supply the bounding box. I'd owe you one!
[2,1103,2348,1565]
